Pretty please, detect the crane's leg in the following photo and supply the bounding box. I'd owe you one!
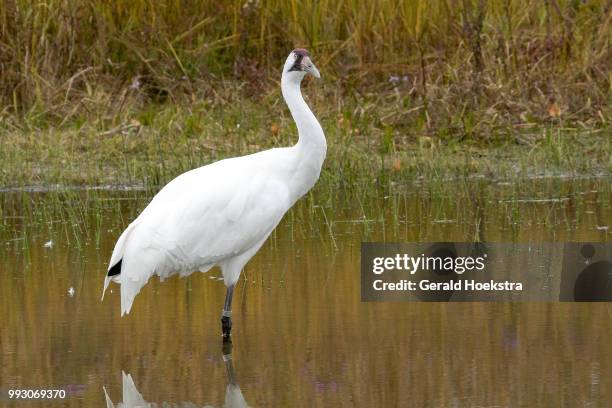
[222,342,237,385]
[221,285,234,341]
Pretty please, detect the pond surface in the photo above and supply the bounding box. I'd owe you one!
[1,177,611,407]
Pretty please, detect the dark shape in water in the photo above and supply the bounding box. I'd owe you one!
[574,261,612,302]
[414,242,458,302]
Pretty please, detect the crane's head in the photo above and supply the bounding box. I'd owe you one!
[283,49,320,81]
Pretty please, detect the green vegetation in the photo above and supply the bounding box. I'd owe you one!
[0,1,610,187]
[1,95,610,188]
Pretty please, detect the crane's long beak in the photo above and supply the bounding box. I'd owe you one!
[307,63,321,79]
[303,57,321,79]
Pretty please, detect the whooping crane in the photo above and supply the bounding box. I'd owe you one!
[102,49,325,340]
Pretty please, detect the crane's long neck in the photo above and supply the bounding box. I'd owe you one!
[281,76,327,200]
[282,77,326,153]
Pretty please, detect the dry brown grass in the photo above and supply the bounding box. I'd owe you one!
[0,1,609,136]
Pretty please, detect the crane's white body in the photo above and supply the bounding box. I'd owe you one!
[102,51,326,315]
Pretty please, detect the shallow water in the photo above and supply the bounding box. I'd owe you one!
[1,177,611,407]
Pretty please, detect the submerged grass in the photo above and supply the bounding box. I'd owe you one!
[1,176,610,257]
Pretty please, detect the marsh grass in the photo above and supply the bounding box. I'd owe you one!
[1,87,610,190]
[0,1,610,256]
[0,1,609,141]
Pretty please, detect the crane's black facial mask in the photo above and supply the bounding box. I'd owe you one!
[289,49,310,72]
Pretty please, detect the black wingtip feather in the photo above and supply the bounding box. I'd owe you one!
[107,259,122,276]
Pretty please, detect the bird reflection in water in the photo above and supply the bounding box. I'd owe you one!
[103,343,248,407]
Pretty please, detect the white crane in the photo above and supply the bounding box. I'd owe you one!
[102,49,325,340]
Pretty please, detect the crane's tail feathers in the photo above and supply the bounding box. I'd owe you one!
[120,276,144,316]
[101,259,123,301]
[106,223,158,316]
[101,276,112,301]
[99,267,144,316]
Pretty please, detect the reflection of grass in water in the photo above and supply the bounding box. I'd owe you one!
[1,187,611,406]
[319,206,338,251]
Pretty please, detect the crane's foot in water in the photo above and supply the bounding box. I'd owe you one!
[221,316,232,342]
